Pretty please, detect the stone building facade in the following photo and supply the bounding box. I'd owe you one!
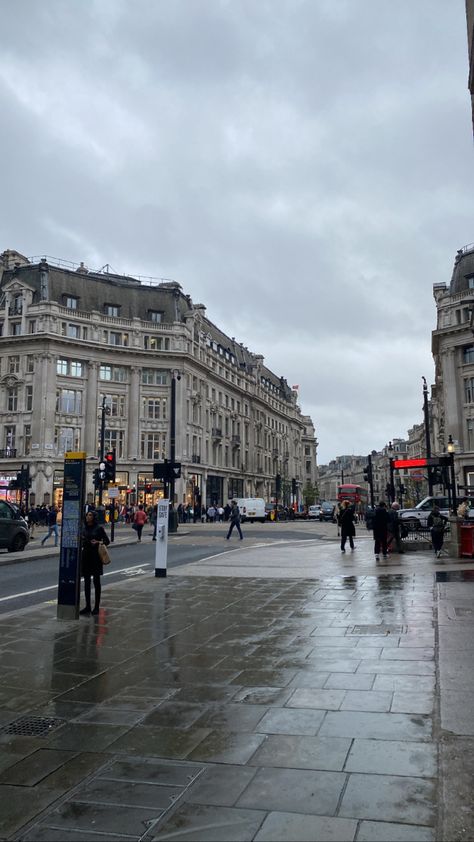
[431,243,474,493]
[0,250,317,509]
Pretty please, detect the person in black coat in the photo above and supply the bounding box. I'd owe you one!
[338,501,356,553]
[80,511,110,616]
[373,501,389,560]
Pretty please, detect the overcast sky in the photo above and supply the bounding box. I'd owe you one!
[1,0,473,463]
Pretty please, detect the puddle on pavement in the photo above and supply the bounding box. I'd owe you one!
[436,569,474,582]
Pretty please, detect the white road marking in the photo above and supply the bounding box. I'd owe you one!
[0,562,150,603]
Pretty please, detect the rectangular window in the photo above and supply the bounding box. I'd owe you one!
[99,365,127,382]
[102,429,125,459]
[56,358,83,377]
[108,331,129,347]
[28,320,36,334]
[140,431,166,460]
[105,304,120,317]
[23,424,31,456]
[100,394,125,417]
[10,323,21,336]
[148,310,162,323]
[142,398,167,420]
[144,336,170,350]
[62,323,80,338]
[7,388,17,412]
[55,426,81,454]
[65,297,78,309]
[56,388,82,414]
[26,355,34,373]
[468,277,474,290]
[465,378,474,403]
[8,356,19,374]
[25,385,33,412]
[141,369,168,386]
[463,346,474,364]
[468,419,474,451]
[5,426,15,452]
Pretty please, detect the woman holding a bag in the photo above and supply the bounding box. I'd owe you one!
[80,510,110,616]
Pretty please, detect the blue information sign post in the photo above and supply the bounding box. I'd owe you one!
[57,451,86,620]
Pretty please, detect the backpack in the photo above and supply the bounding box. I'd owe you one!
[432,514,445,532]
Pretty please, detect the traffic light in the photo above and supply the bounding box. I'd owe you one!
[363,463,372,483]
[93,468,102,488]
[20,464,31,489]
[399,484,405,495]
[276,473,282,495]
[291,478,297,496]
[104,451,116,483]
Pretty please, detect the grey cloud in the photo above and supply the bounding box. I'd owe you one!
[0,0,473,462]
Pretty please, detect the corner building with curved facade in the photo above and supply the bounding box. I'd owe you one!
[432,243,474,489]
[0,250,317,510]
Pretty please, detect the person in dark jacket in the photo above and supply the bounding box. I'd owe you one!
[427,506,448,558]
[80,511,110,616]
[41,506,59,547]
[226,500,243,540]
[373,501,389,560]
[387,502,404,554]
[338,500,356,553]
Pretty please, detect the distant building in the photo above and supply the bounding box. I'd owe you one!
[467,0,474,134]
[0,251,317,508]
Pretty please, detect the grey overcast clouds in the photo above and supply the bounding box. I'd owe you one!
[1,0,473,463]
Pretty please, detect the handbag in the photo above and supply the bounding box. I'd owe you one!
[98,541,111,565]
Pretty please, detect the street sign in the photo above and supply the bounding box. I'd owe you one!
[154,499,170,578]
[411,471,424,481]
[57,452,86,620]
[108,487,119,498]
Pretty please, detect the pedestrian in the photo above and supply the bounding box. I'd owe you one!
[80,510,110,616]
[427,505,448,558]
[133,504,147,542]
[338,500,356,553]
[226,500,243,540]
[217,505,224,522]
[28,505,39,538]
[224,503,231,522]
[373,500,389,561]
[151,503,158,540]
[41,505,59,547]
[387,502,404,554]
[207,504,216,523]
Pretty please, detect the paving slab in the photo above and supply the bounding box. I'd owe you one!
[254,811,358,841]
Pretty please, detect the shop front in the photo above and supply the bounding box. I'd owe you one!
[137,473,165,508]
[0,473,22,505]
[185,473,203,519]
[206,475,224,508]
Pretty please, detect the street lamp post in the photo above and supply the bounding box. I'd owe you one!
[168,371,180,533]
[98,396,111,508]
[447,434,457,514]
[387,441,395,504]
[422,376,434,495]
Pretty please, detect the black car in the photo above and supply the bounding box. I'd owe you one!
[320,502,336,522]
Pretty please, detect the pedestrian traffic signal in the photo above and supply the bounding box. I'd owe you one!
[104,451,116,483]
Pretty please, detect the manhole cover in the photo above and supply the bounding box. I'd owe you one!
[1,715,66,738]
[350,624,406,635]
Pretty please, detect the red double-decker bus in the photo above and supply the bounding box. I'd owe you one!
[337,484,368,512]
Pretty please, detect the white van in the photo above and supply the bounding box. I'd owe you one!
[234,498,266,523]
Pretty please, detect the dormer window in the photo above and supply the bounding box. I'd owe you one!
[65,296,78,310]
[105,304,120,317]
[148,310,162,323]
[467,276,474,290]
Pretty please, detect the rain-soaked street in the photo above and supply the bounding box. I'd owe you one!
[0,534,473,841]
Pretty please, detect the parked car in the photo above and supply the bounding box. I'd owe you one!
[320,502,336,522]
[398,496,451,529]
[308,504,322,519]
[0,501,30,552]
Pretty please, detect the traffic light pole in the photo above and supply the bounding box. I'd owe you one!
[422,376,434,495]
[98,396,107,506]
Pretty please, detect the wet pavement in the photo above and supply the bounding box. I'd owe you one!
[0,535,473,841]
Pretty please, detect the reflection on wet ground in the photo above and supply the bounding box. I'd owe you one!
[0,570,440,840]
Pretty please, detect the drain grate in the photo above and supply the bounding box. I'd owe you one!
[1,715,66,738]
[350,624,406,635]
